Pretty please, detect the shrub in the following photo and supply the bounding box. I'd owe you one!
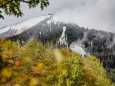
[0,39,114,86]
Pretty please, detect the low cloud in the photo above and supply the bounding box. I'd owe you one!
[55,0,115,32]
[1,0,115,32]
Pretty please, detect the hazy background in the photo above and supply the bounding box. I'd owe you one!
[0,0,115,32]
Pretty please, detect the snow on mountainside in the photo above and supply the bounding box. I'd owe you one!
[70,42,87,57]
[47,16,60,24]
[1,15,115,60]
[57,26,87,57]
[0,15,87,57]
[0,15,64,39]
[0,15,51,34]
[57,26,68,47]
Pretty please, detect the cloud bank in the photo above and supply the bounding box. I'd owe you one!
[55,0,115,32]
[0,0,115,32]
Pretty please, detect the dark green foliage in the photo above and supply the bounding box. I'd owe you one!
[107,69,115,82]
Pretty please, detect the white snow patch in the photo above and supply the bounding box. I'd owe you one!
[0,15,51,34]
[70,42,87,57]
[47,20,52,24]
[52,16,60,22]
[57,26,68,47]
[0,27,10,34]
[47,15,61,25]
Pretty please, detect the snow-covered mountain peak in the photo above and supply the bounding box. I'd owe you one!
[0,15,51,34]
[47,15,62,24]
[52,16,60,21]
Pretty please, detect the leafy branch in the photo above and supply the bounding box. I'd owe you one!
[0,0,49,19]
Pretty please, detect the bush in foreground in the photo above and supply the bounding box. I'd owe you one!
[0,39,114,86]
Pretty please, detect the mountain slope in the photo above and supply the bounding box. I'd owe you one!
[0,15,51,38]
[0,15,115,70]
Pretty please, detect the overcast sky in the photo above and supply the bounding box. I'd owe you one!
[0,0,115,32]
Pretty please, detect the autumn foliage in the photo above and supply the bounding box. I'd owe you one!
[0,39,114,86]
